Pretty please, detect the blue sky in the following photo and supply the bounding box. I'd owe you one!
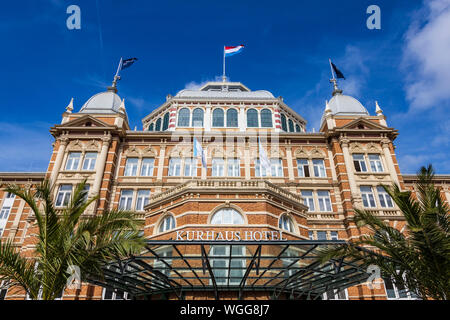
[0,0,449,173]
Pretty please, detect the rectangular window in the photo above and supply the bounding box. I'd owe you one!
[317,231,327,240]
[154,247,173,277]
[369,154,384,172]
[353,154,367,172]
[312,159,326,177]
[5,192,14,199]
[255,159,269,177]
[168,158,181,176]
[0,207,11,237]
[82,184,90,202]
[135,190,150,211]
[296,159,310,177]
[119,190,134,210]
[212,158,225,177]
[211,245,245,285]
[55,185,72,207]
[270,158,283,177]
[360,186,376,208]
[102,288,130,300]
[383,277,418,300]
[227,158,240,177]
[377,186,394,208]
[301,190,315,211]
[324,289,347,300]
[184,158,197,177]
[124,158,139,176]
[317,190,332,212]
[82,152,97,171]
[140,158,155,176]
[65,152,81,171]
[330,231,339,240]
[308,231,314,240]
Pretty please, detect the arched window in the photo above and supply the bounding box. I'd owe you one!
[288,119,294,132]
[247,109,258,127]
[280,114,287,132]
[212,108,224,127]
[279,214,294,233]
[260,109,273,127]
[295,124,301,132]
[162,113,170,131]
[226,109,238,127]
[211,208,244,224]
[177,108,190,127]
[155,118,162,131]
[159,215,175,233]
[149,123,154,131]
[192,108,204,127]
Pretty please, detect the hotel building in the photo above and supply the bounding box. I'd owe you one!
[1,79,449,300]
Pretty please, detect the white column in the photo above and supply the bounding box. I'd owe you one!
[381,139,400,186]
[205,104,211,132]
[244,146,251,180]
[340,138,359,199]
[91,135,111,197]
[239,106,246,132]
[50,136,69,185]
[157,145,166,180]
[286,146,294,181]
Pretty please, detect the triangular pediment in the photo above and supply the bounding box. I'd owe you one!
[58,115,113,128]
[339,117,388,130]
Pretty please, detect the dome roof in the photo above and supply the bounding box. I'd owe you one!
[80,91,122,114]
[174,82,275,99]
[327,94,369,116]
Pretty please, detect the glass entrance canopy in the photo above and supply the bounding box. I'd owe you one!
[87,240,371,300]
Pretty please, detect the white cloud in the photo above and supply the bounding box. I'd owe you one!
[184,76,223,90]
[402,0,450,110]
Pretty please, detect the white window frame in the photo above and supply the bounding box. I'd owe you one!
[353,154,368,172]
[312,159,326,177]
[317,190,332,212]
[211,208,244,225]
[0,280,8,300]
[135,190,150,211]
[184,158,197,177]
[102,287,131,300]
[360,186,377,208]
[279,214,295,233]
[124,158,139,176]
[140,158,155,176]
[255,158,283,177]
[296,159,310,178]
[383,276,419,300]
[119,190,134,210]
[159,215,175,233]
[168,157,182,176]
[212,158,225,177]
[55,185,72,207]
[323,288,348,300]
[210,245,246,285]
[82,152,97,171]
[153,246,173,277]
[368,154,384,172]
[377,186,394,208]
[301,190,315,212]
[65,152,81,171]
[227,158,240,177]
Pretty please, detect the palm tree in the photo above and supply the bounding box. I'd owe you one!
[0,180,146,300]
[317,165,450,300]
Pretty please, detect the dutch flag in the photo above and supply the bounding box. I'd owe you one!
[224,45,245,57]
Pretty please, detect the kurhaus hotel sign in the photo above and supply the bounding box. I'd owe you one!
[175,230,287,241]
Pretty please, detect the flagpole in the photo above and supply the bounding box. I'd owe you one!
[222,47,226,82]
[328,58,341,95]
[112,57,123,88]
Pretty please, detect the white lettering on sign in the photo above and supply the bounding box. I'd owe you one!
[174,230,286,241]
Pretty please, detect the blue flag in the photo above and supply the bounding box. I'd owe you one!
[121,57,138,70]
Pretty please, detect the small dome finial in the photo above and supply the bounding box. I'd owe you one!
[119,98,126,114]
[375,101,383,115]
[66,98,74,113]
